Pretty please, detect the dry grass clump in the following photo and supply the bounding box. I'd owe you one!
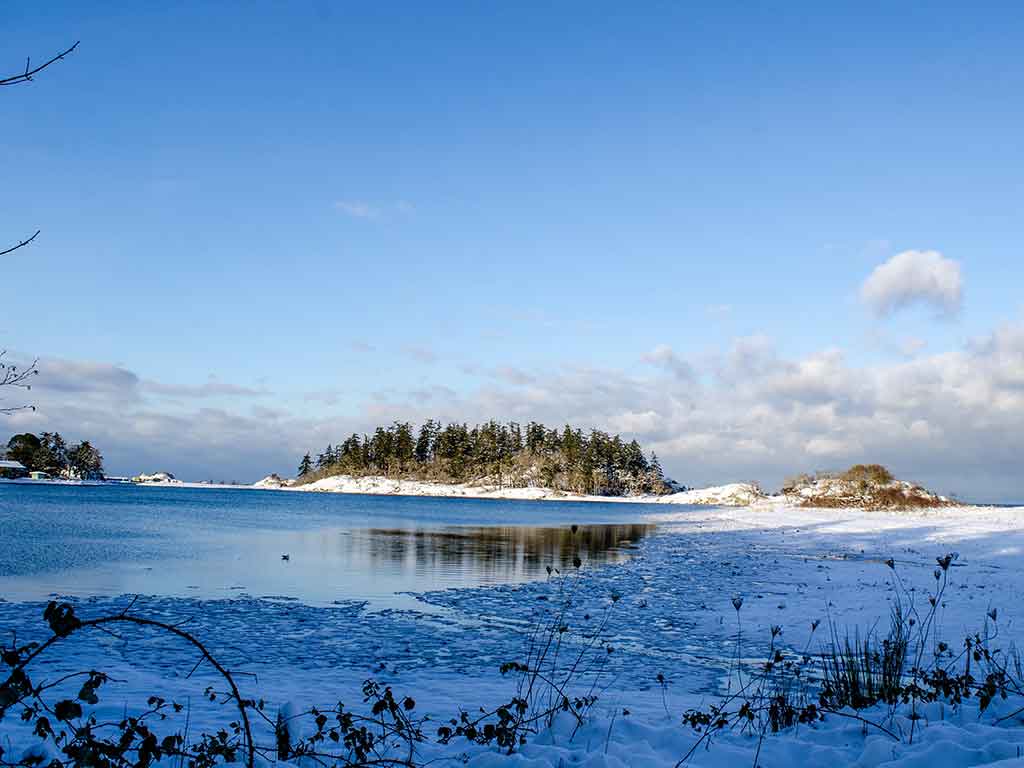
[841,464,895,485]
[804,487,949,510]
[787,464,951,510]
[682,551,1019,762]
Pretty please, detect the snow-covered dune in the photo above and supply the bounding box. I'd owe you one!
[649,482,766,506]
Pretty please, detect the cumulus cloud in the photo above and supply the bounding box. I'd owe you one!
[34,359,141,397]
[363,324,1024,502]
[861,250,963,317]
[13,317,1024,501]
[643,344,695,381]
[143,376,266,398]
[7,359,285,483]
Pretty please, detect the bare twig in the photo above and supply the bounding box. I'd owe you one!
[0,230,40,257]
[1,608,256,768]
[0,42,79,86]
[0,351,39,414]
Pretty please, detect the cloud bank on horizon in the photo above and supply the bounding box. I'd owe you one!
[7,250,1024,503]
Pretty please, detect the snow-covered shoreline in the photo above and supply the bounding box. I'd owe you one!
[254,473,770,506]
[4,499,1024,767]
[128,473,1017,512]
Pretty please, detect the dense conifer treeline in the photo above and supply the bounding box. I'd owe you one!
[297,421,677,496]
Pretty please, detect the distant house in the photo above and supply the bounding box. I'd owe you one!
[0,459,28,479]
[132,471,180,484]
[29,470,52,480]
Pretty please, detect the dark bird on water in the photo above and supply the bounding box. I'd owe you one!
[281,554,290,561]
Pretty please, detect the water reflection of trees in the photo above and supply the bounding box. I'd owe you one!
[347,525,654,583]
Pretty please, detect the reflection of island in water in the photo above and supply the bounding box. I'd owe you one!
[348,524,655,585]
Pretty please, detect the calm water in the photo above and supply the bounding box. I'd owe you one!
[0,483,662,607]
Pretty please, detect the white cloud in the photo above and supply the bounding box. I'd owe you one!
[13,316,1024,501]
[804,436,855,457]
[861,250,963,317]
[333,200,415,219]
[333,200,380,219]
[642,344,695,381]
[143,376,265,398]
[383,322,1024,501]
[6,359,285,482]
[899,337,927,357]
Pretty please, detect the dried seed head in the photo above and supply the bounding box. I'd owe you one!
[934,569,942,581]
[988,608,998,622]
[811,619,820,632]
[771,625,782,638]
[884,558,895,570]
[732,596,744,612]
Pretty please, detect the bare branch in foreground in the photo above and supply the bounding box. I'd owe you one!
[0,230,40,257]
[0,41,79,86]
[0,351,39,414]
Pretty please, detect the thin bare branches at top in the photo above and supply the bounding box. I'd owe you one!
[0,41,79,86]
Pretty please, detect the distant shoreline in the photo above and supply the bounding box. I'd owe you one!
[6,475,1018,511]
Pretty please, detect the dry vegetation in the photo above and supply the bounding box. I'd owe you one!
[782,464,951,511]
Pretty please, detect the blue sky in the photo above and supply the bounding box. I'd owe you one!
[3,3,1024,498]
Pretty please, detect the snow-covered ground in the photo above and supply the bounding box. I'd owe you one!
[258,473,767,506]
[3,502,1024,766]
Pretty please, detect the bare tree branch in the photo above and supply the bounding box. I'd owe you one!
[0,41,79,86]
[1,42,77,415]
[0,229,40,257]
[0,351,38,414]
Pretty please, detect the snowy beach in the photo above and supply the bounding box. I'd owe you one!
[262,473,768,506]
[3,487,1024,767]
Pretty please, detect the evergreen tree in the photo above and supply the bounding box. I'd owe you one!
[392,421,415,471]
[6,433,41,470]
[649,452,663,480]
[298,453,313,476]
[36,432,69,473]
[525,422,545,453]
[415,420,438,463]
[340,434,362,468]
[508,421,523,453]
[67,440,103,479]
[369,427,393,474]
